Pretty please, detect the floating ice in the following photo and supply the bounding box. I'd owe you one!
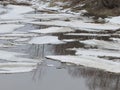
[0,33,38,37]
[80,39,120,50]
[46,55,120,73]
[0,62,37,73]
[0,24,24,33]
[110,38,120,42]
[30,27,74,34]
[65,33,110,36]
[68,48,120,57]
[24,13,79,20]
[62,39,77,42]
[0,37,17,40]
[14,38,30,42]
[0,5,7,14]
[29,36,65,45]
[0,5,33,20]
[0,50,39,63]
[26,20,120,31]
[106,16,120,25]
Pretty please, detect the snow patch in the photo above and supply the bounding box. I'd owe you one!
[24,14,78,20]
[46,55,120,73]
[65,33,110,36]
[27,20,120,31]
[68,48,120,57]
[0,62,37,73]
[29,36,65,45]
[106,16,120,25]
[80,39,120,50]
[0,24,24,33]
[30,27,74,34]
[0,5,33,20]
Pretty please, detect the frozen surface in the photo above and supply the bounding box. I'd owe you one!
[65,33,110,36]
[14,38,30,42]
[0,33,38,37]
[0,5,7,14]
[68,48,120,57]
[0,50,39,63]
[80,39,120,50]
[0,50,40,73]
[24,14,79,20]
[30,27,74,34]
[29,36,65,45]
[106,16,120,24]
[0,24,24,33]
[27,20,120,31]
[46,55,120,73]
[110,38,120,42]
[0,5,33,20]
[0,62,37,73]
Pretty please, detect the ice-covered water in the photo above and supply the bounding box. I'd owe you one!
[0,3,119,90]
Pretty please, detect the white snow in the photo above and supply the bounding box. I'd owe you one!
[65,33,110,36]
[0,5,33,20]
[0,62,37,73]
[62,39,77,42]
[29,36,65,45]
[0,33,38,37]
[0,50,41,73]
[80,39,120,50]
[110,38,120,42]
[0,5,7,14]
[0,24,24,33]
[106,16,120,25]
[24,13,79,20]
[0,37,18,40]
[26,20,120,31]
[30,27,75,34]
[14,38,30,42]
[68,48,120,57]
[0,50,39,63]
[46,55,120,73]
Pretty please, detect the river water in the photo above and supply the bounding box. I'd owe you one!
[0,5,119,90]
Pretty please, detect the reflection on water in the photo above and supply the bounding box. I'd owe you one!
[66,65,120,90]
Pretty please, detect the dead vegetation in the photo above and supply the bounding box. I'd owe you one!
[1,0,120,17]
[50,0,120,17]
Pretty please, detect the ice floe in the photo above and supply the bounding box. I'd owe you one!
[46,55,120,73]
[26,20,120,31]
[29,36,65,45]
[110,38,120,42]
[62,39,77,42]
[0,5,7,14]
[0,5,33,20]
[0,49,41,73]
[30,27,75,34]
[14,38,30,42]
[0,62,37,73]
[0,24,24,33]
[80,39,120,50]
[106,16,120,25]
[65,33,110,36]
[0,50,39,63]
[68,48,120,57]
[0,37,18,40]
[0,33,38,37]
[24,13,79,20]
